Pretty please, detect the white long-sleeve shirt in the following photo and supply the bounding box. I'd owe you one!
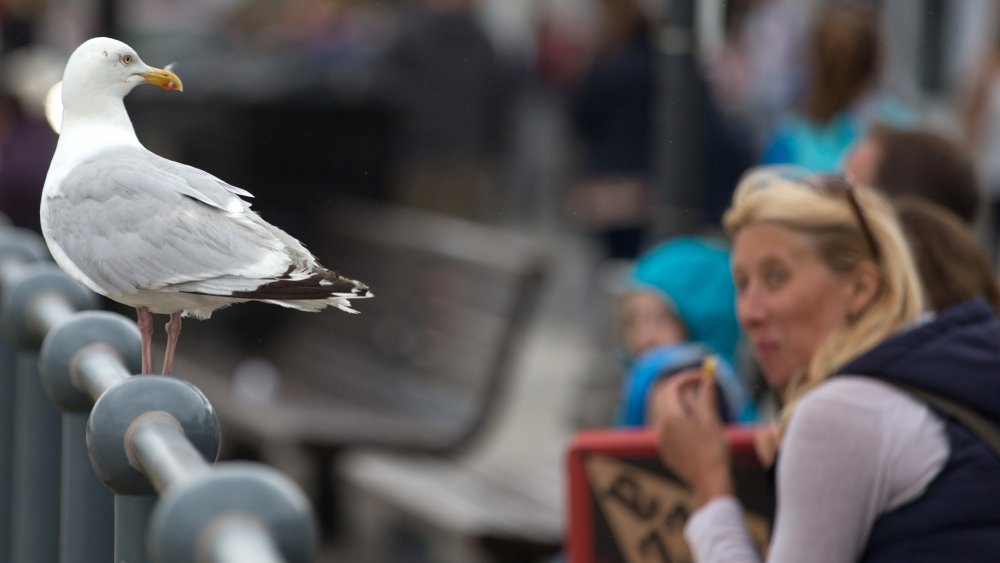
[685,376,949,563]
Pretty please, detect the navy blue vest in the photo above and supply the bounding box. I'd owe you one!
[836,299,1000,562]
[858,419,1000,562]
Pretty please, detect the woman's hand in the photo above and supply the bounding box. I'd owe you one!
[650,369,733,508]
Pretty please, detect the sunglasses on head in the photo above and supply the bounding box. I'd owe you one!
[744,166,882,262]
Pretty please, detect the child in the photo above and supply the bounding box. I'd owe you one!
[616,237,755,425]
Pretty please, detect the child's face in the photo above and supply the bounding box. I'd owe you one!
[619,292,687,357]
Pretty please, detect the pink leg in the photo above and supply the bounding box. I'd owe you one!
[136,307,154,375]
[163,312,182,376]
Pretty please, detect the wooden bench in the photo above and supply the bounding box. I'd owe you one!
[299,199,548,448]
[327,232,610,562]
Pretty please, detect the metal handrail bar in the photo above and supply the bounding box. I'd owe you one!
[126,412,211,493]
[73,344,131,400]
[25,291,77,339]
[0,226,316,563]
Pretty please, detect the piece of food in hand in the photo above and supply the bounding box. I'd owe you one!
[701,355,718,383]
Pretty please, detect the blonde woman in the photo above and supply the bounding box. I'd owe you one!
[652,167,1000,561]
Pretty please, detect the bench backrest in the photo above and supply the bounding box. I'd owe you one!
[266,199,548,455]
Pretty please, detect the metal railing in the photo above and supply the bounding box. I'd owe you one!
[0,224,317,563]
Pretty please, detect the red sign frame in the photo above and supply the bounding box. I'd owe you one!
[566,426,771,563]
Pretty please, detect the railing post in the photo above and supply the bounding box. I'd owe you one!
[115,495,159,563]
[87,376,318,562]
[1,262,96,563]
[0,226,50,561]
[39,311,142,563]
[87,376,221,562]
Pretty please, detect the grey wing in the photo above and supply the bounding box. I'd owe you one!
[44,151,305,296]
[155,157,255,207]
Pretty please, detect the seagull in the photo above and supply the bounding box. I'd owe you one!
[41,37,372,375]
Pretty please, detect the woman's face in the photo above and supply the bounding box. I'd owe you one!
[731,223,858,392]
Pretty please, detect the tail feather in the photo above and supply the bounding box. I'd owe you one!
[226,267,372,301]
[183,266,372,313]
[264,296,362,314]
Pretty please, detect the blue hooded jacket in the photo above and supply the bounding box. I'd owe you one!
[835,298,1000,561]
[618,343,751,425]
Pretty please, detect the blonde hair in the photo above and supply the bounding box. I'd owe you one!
[724,167,924,420]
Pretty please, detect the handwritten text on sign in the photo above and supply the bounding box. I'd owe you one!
[585,454,769,562]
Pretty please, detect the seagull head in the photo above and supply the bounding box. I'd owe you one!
[60,37,182,121]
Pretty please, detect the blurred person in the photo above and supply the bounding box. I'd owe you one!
[699,72,759,228]
[845,124,980,225]
[223,0,389,59]
[653,166,1000,561]
[279,0,369,55]
[616,237,755,426]
[707,0,809,151]
[0,47,60,231]
[534,3,590,94]
[374,0,510,221]
[1,0,47,54]
[962,10,1000,246]
[895,196,1000,314]
[566,0,654,259]
[761,3,912,173]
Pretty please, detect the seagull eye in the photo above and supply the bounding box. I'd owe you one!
[121,54,134,65]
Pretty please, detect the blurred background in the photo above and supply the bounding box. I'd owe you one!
[2,0,1000,561]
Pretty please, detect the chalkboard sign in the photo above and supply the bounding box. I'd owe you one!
[566,427,772,563]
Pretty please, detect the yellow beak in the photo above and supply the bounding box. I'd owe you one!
[141,67,183,92]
